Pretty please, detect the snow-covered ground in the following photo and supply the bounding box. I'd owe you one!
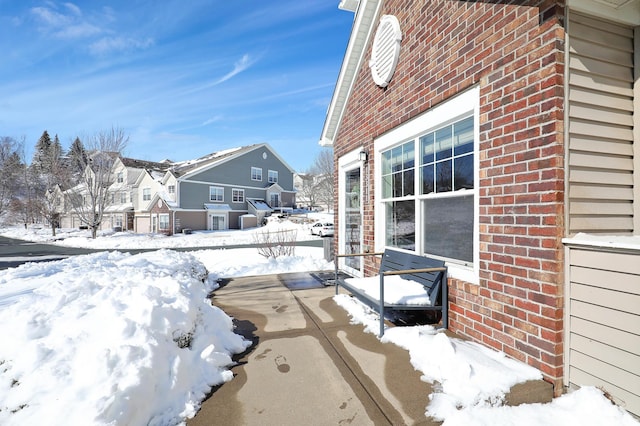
[0,215,637,425]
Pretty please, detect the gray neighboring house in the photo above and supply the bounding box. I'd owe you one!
[147,143,297,234]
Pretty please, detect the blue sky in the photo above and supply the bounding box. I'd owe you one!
[0,1,353,172]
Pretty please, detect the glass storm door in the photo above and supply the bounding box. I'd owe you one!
[344,167,362,273]
[211,215,225,230]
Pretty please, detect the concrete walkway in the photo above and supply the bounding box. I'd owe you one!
[188,272,552,426]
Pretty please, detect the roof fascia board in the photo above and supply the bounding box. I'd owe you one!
[319,0,382,147]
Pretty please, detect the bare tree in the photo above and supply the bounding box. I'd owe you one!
[0,137,24,221]
[66,127,129,238]
[296,173,318,210]
[309,148,334,212]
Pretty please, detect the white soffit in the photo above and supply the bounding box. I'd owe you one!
[319,0,382,147]
[369,15,402,87]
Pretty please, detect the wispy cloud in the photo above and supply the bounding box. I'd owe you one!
[202,115,224,126]
[201,54,257,89]
[88,36,155,55]
[31,4,101,39]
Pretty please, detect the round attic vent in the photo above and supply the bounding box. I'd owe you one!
[369,15,402,88]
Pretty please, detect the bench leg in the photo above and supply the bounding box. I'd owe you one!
[379,275,385,337]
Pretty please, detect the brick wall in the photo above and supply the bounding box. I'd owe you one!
[333,0,566,393]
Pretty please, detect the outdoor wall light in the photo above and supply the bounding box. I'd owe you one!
[359,150,368,162]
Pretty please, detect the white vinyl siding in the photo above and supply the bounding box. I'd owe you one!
[567,13,635,235]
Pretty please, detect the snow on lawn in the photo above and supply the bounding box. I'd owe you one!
[0,219,638,425]
[0,250,251,426]
[0,212,332,250]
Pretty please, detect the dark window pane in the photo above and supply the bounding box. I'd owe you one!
[435,127,452,161]
[454,154,474,190]
[435,160,452,192]
[403,169,414,196]
[392,171,403,198]
[385,200,415,251]
[423,195,473,262]
[421,164,434,194]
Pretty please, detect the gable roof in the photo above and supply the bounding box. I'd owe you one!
[319,0,382,147]
[175,143,296,180]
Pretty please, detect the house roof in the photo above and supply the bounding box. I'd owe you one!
[120,157,173,172]
[319,0,381,147]
[174,143,296,180]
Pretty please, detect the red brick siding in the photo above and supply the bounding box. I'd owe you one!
[332,0,566,393]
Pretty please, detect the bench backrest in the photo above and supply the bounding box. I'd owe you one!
[379,249,446,306]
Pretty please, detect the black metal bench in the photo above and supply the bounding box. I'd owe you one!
[334,248,448,336]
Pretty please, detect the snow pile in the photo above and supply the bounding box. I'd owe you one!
[334,294,638,425]
[0,250,250,426]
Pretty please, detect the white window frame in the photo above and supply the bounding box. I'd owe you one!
[268,170,278,183]
[232,188,245,203]
[374,86,480,283]
[142,188,151,201]
[117,171,124,183]
[209,186,224,202]
[168,185,175,194]
[251,167,263,181]
[120,191,127,204]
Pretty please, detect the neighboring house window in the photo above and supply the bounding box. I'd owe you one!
[376,87,478,266]
[168,185,175,194]
[268,170,278,183]
[209,186,223,202]
[129,192,134,203]
[143,188,151,201]
[251,167,262,181]
[115,216,123,228]
[120,192,127,203]
[117,172,124,183]
[159,214,170,231]
[110,193,115,204]
[232,188,244,203]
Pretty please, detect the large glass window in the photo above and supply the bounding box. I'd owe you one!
[143,188,151,201]
[268,170,278,183]
[379,114,475,264]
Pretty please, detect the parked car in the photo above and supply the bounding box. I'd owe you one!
[310,222,334,237]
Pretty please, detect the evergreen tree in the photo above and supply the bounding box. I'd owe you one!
[32,130,52,172]
[68,137,87,178]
